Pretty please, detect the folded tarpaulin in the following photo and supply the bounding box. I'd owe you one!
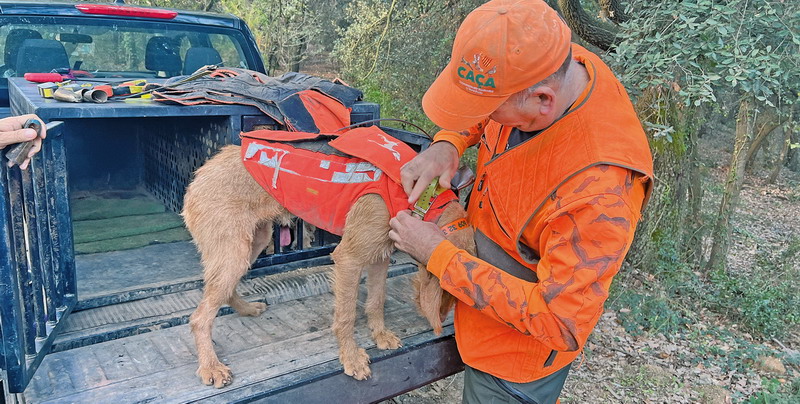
[153,68,363,133]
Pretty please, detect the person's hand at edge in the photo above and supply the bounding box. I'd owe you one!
[0,114,47,170]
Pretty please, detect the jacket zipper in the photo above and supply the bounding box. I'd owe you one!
[481,180,512,239]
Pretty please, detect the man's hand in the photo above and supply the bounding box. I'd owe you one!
[0,114,47,170]
[400,141,459,204]
[389,210,446,264]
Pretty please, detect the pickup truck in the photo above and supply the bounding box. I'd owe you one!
[0,2,461,403]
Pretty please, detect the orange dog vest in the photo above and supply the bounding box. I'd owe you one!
[241,127,457,235]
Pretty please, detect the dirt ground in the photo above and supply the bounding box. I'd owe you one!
[385,136,800,403]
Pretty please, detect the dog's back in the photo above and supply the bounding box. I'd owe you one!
[182,145,291,268]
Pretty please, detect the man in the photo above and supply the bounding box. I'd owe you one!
[388,0,654,402]
[0,114,46,169]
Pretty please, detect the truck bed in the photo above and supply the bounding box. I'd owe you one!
[21,262,462,403]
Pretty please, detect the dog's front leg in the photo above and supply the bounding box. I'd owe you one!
[365,259,401,350]
[331,250,372,380]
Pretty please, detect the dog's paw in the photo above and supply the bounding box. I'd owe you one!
[340,347,371,380]
[373,330,402,350]
[197,362,233,388]
[236,301,267,317]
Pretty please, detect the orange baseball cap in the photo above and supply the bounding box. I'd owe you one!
[422,0,572,131]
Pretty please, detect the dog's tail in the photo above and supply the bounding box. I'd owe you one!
[413,268,455,335]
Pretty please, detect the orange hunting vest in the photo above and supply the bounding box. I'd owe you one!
[457,45,654,381]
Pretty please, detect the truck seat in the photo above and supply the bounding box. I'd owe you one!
[1,29,43,75]
[15,39,70,75]
[145,36,182,77]
[182,47,222,74]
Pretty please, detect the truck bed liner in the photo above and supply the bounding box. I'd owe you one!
[23,271,462,403]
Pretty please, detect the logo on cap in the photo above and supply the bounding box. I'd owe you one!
[456,51,497,95]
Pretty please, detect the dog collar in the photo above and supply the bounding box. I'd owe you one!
[440,217,469,236]
[412,178,456,222]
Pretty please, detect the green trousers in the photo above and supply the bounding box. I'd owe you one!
[462,364,571,404]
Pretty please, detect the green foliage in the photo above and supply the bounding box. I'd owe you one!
[746,378,800,404]
[685,328,774,374]
[614,235,800,340]
[705,238,800,338]
[220,0,318,74]
[613,0,799,109]
[335,0,484,130]
[610,291,694,337]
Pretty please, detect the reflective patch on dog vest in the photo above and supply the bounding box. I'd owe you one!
[244,142,296,188]
[328,127,416,184]
[331,162,382,184]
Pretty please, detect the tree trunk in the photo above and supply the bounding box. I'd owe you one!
[706,98,756,272]
[687,128,705,264]
[545,0,562,14]
[290,35,307,73]
[743,105,780,173]
[767,127,790,184]
[787,122,800,173]
[558,0,620,51]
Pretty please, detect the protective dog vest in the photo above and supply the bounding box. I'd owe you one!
[241,127,457,235]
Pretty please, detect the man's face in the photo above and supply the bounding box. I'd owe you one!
[489,87,557,132]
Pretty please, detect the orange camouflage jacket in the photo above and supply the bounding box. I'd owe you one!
[426,44,654,383]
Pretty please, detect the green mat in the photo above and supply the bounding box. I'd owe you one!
[74,227,192,255]
[71,196,166,221]
[71,193,192,255]
[73,212,187,244]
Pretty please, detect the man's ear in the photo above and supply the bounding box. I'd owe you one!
[532,86,557,115]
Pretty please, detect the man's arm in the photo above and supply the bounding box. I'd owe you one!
[427,170,645,352]
[429,120,487,157]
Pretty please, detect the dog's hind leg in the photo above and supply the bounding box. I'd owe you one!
[190,242,251,388]
[365,258,402,350]
[228,222,272,317]
[331,194,394,380]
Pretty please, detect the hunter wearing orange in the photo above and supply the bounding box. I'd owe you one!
[388,0,653,403]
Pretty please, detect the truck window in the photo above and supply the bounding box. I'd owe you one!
[0,16,255,79]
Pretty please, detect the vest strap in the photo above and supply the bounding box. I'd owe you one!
[475,230,538,283]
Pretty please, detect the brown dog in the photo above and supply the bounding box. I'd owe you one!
[182,144,475,388]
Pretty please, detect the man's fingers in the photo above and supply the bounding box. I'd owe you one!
[400,164,418,197]
[438,168,455,189]
[0,128,37,148]
[408,173,436,204]
[27,141,42,159]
